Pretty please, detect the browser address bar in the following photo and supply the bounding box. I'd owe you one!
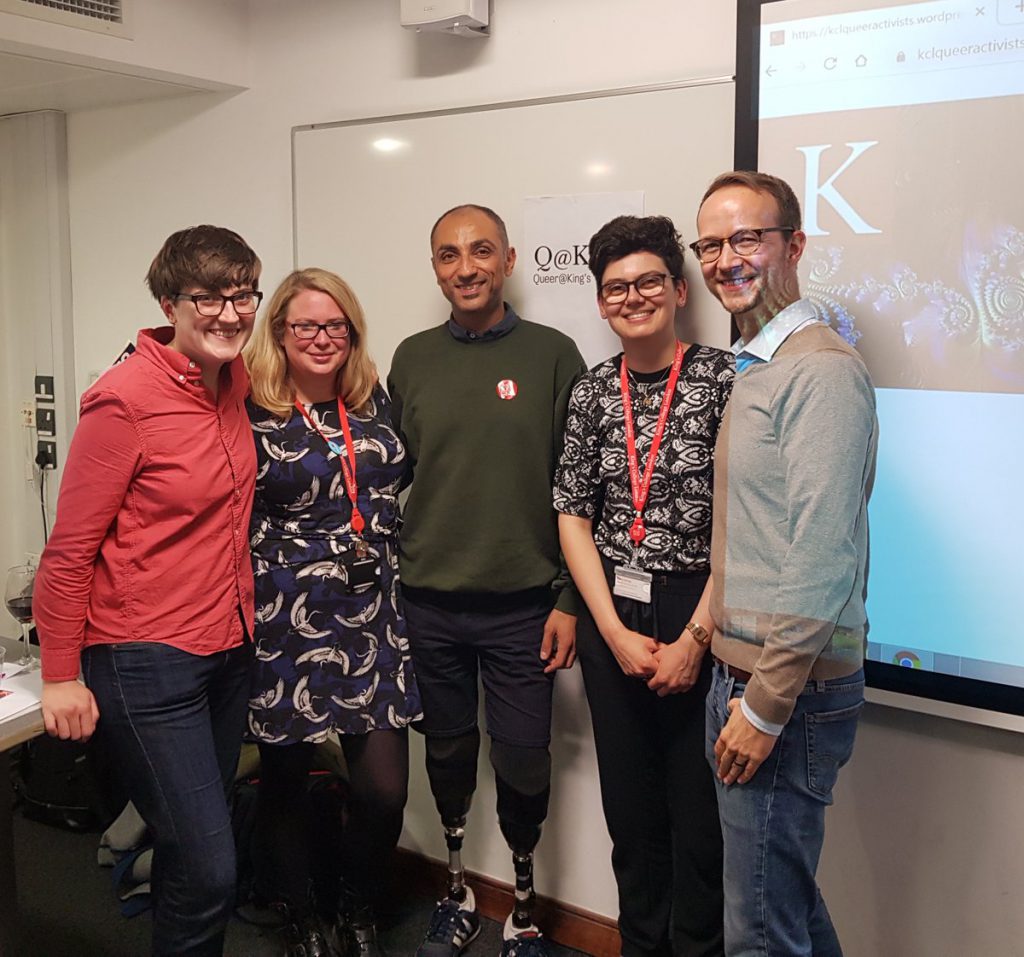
[760,0,1024,117]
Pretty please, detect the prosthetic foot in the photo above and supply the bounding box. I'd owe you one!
[415,820,481,957]
[499,851,549,957]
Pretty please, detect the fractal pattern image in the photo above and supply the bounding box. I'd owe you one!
[801,225,1024,393]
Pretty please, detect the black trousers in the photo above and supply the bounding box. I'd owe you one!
[577,562,724,957]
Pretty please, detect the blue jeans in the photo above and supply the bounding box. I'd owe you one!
[706,661,864,957]
[83,640,251,957]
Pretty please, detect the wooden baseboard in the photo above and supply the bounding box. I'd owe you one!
[394,848,621,957]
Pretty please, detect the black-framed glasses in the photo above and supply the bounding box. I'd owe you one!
[173,290,263,317]
[599,272,674,305]
[289,320,351,340]
[689,227,796,264]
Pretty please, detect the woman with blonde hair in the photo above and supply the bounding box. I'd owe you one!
[245,268,421,957]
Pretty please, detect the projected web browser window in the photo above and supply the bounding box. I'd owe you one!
[761,0,1024,116]
[757,0,1024,695]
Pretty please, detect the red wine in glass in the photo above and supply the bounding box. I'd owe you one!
[6,596,33,624]
[4,565,38,670]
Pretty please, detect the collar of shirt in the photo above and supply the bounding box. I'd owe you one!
[135,326,248,403]
[730,298,821,367]
[446,302,520,343]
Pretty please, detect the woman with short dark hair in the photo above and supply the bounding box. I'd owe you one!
[35,225,263,956]
[554,215,733,957]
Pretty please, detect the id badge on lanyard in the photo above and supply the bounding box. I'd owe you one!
[613,565,653,603]
[295,397,369,558]
[613,342,685,604]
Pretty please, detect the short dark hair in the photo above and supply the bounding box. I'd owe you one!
[145,225,261,301]
[429,204,509,251]
[588,215,685,284]
[698,171,802,230]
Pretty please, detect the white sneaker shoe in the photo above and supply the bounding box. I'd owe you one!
[500,912,549,957]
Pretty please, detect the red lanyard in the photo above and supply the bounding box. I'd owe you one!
[294,398,365,538]
[619,342,685,545]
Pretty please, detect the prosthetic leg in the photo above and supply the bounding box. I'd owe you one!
[416,731,482,957]
[492,741,552,953]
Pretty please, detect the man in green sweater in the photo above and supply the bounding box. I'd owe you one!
[388,204,585,957]
[693,171,878,956]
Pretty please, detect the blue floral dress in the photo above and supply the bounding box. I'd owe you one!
[246,385,421,744]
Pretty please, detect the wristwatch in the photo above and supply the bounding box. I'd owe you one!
[685,621,711,646]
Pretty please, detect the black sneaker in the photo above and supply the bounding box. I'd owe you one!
[285,916,333,957]
[499,931,550,957]
[415,891,481,957]
[331,887,387,957]
[347,921,387,957]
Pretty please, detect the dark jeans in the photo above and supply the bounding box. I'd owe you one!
[83,640,251,957]
[577,563,724,957]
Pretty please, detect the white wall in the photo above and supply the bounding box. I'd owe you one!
[38,0,1024,952]
[821,704,1024,956]
[0,111,73,611]
[0,0,251,89]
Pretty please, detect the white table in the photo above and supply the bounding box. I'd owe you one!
[0,637,44,957]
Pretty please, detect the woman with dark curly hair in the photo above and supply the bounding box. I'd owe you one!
[554,215,733,957]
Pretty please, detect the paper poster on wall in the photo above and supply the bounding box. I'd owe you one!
[521,191,644,368]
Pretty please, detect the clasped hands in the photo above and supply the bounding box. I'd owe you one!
[607,626,705,696]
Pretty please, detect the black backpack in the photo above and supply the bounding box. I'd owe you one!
[15,736,107,832]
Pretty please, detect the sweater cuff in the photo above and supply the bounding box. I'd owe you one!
[742,673,799,728]
[553,579,581,616]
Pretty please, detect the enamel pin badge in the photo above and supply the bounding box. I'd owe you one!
[496,379,518,400]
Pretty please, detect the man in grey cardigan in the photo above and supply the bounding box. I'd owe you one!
[692,171,878,957]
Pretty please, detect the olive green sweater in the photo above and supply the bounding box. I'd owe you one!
[388,311,585,609]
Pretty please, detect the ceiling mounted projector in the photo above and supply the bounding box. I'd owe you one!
[400,0,489,38]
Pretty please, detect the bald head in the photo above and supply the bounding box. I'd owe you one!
[430,204,509,252]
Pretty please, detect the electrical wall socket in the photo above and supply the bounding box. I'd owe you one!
[35,375,55,400]
[37,440,57,470]
[36,407,56,437]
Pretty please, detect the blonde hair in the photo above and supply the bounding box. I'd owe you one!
[246,268,378,417]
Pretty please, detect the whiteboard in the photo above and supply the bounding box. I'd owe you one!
[290,80,737,916]
[292,78,737,376]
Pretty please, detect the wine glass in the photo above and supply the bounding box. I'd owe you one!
[5,564,38,671]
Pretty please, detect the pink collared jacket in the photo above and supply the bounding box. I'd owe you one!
[35,326,256,682]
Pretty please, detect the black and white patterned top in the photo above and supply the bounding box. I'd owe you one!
[553,345,734,573]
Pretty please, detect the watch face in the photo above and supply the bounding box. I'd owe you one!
[688,622,710,645]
